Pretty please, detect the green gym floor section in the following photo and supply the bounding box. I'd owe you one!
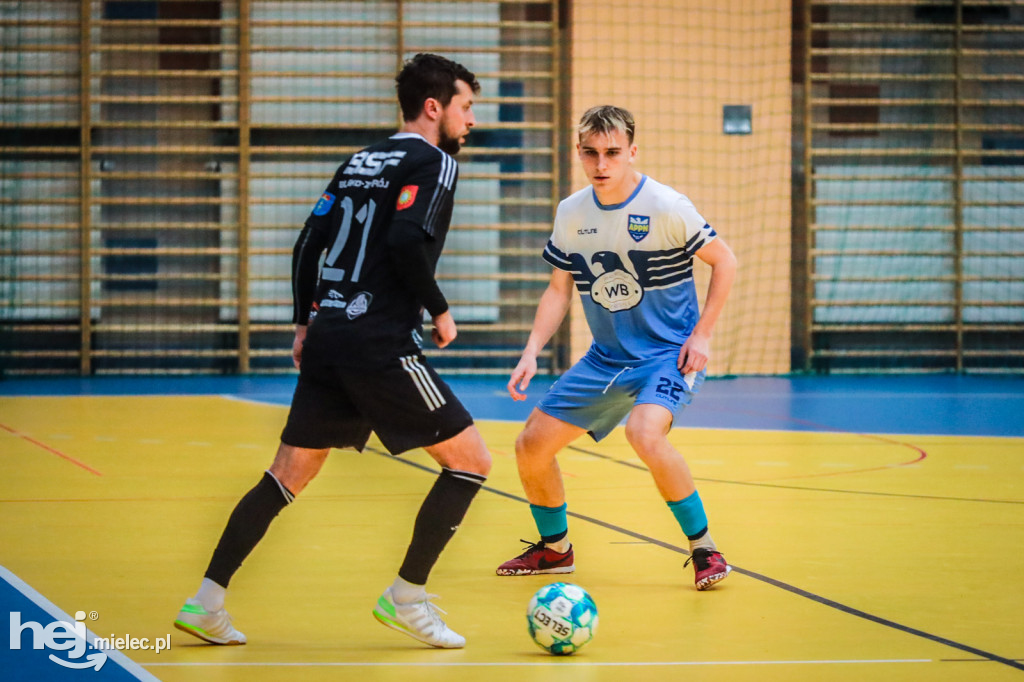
[1,377,1023,681]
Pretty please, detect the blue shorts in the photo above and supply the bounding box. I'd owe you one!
[537,351,706,442]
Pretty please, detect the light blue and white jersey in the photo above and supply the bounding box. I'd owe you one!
[543,175,717,364]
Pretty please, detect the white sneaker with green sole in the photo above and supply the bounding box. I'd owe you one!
[372,587,465,648]
[174,598,246,645]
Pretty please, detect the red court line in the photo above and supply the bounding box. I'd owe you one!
[751,431,927,483]
[0,422,103,476]
[695,408,928,482]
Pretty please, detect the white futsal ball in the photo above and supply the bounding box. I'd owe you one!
[526,582,598,655]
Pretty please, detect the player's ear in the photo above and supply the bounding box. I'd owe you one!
[423,97,442,120]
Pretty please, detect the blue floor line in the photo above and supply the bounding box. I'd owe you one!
[2,374,1022,438]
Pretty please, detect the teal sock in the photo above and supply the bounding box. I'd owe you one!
[667,490,709,540]
[529,503,568,543]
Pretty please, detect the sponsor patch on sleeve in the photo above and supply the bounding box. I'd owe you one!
[312,192,336,216]
[396,185,419,211]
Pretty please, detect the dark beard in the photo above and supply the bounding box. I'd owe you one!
[438,130,462,155]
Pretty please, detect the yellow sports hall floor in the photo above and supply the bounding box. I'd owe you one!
[1,375,1023,681]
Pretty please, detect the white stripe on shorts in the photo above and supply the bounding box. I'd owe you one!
[400,355,446,411]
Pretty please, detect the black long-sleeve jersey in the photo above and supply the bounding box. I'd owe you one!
[291,132,458,366]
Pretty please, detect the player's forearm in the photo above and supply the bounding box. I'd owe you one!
[523,282,573,357]
[389,237,449,317]
[291,224,326,324]
[692,246,737,338]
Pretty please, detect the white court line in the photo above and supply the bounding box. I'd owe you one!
[144,659,933,668]
[220,393,292,407]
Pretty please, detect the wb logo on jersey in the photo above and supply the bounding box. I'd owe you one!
[627,215,650,242]
[591,270,644,312]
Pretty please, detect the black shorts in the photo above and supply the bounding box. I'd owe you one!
[280,351,474,455]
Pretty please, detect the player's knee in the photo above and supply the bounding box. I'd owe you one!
[268,466,303,496]
[459,426,492,476]
[269,446,328,496]
[514,427,543,461]
[624,421,664,460]
[464,448,492,476]
[429,426,492,476]
[514,434,557,485]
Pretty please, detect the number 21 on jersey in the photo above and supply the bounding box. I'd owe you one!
[322,197,377,284]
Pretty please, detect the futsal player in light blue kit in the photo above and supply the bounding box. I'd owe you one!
[497,105,738,589]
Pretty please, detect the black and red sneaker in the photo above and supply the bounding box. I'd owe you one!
[496,540,574,576]
[684,548,731,590]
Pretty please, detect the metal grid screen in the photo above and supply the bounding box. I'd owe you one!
[0,0,561,375]
[801,0,1024,373]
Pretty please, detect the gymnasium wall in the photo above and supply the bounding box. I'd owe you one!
[568,0,793,375]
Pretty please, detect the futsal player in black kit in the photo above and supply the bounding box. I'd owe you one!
[174,53,491,649]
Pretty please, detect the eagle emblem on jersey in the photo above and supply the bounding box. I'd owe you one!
[627,214,650,242]
[548,243,694,313]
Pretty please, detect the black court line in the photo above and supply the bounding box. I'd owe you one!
[568,445,1024,506]
[368,447,1024,673]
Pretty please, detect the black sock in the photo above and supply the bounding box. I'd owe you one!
[204,471,293,587]
[542,530,568,545]
[398,468,486,585]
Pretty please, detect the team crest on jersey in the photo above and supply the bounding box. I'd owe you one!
[627,214,650,242]
[590,269,644,312]
[396,185,418,211]
[313,192,336,216]
[346,291,373,320]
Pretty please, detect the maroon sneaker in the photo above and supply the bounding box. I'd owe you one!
[496,540,574,576]
[685,548,731,590]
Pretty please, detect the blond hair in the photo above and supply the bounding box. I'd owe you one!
[577,105,636,144]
